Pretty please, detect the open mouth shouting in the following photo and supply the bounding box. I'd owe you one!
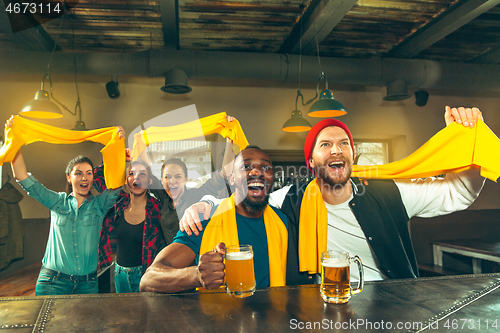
[246,179,268,198]
[328,160,346,172]
[76,182,91,196]
[315,157,352,187]
[131,181,143,189]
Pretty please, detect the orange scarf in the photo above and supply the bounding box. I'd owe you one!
[199,195,288,287]
[0,116,125,188]
[299,120,500,274]
[131,112,249,160]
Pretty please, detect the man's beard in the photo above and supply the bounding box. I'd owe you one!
[315,160,352,187]
[242,193,269,213]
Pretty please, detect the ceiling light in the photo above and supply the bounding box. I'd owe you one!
[308,72,347,117]
[161,68,192,94]
[383,79,411,101]
[282,90,312,132]
[282,109,311,132]
[19,74,63,119]
[19,15,86,130]
[305,21,346,118]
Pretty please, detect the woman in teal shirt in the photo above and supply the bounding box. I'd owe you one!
[7,119,123,295]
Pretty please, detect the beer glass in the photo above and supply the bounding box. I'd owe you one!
[320,250,364,304]
[225,245,256,298]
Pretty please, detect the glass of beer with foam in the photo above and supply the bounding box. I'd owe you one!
[225,245,256,298]
[320,250,364,304]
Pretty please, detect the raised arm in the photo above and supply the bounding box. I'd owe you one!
[6,117,28,181]
[220,115,236,179]
[93,164,106,193]
[399,106,485,218]
[11,149,28,181]
[139,242,226,293]
[93,126,126,193]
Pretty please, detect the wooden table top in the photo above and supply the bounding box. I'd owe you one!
[1,274,500,332]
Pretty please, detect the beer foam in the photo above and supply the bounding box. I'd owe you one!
[226,252,253,260]
[322,258,348,268]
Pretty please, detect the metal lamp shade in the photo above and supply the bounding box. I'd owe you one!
[282,109,312,132]
[308,90,347,118]
[161,69,192,94]
[73,120,87,131]
[19,90,63,118]
[383,79,411,101]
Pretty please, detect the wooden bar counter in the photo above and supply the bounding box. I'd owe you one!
[1,274,499,332]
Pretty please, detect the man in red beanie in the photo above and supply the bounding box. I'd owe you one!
[178,107,485,285]
[270,106,485,284]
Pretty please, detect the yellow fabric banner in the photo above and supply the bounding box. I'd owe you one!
[352,120,500,182]
[0,116,125,189]
[131,112,249,161]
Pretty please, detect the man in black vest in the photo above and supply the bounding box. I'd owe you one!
[180,106,485,285]
[273,106,485,284]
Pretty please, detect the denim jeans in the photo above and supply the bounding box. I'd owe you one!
[114,263,143,293]
[35,267,98,296]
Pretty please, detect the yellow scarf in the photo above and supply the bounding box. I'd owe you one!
[0,116,125,189]
[199,195,288,287]
[131,112,249,160]
[352,120,500,182]
[299,120,500,274]
[298,179,327,274]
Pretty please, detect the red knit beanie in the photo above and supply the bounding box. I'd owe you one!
[304,119,354,173]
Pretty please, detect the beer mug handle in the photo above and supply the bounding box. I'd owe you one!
[350,255,364,295]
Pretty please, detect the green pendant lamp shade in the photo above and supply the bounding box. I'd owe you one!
[308,89,347,118]
[20,89,63,119]
[73,120,86,131]
[20,74,64,119]
[282,109,312,132]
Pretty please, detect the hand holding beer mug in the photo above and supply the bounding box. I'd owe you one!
[225,245,256,298]
[321,250,364,304]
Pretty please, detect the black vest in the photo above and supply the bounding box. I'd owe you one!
[282,177,418,285]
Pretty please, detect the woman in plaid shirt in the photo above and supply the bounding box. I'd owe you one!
[94,160,166,293]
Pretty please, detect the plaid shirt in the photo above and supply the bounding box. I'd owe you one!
[94,165,166,272]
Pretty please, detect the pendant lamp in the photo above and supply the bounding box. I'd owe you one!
[307,72,347,117]
[20,74,63,119]
[20,15,88,130]
[282,90,312,132]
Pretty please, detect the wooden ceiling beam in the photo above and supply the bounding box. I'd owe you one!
[280,0,358,55]
[159,0,178,49]
[387,0,500,58]
[470,44,500,63]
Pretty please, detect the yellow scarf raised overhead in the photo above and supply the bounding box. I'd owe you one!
[199,195,288,287]
[0,116,125,189]
[299,120,500,274]
[131,112,249,160]
[352,120,500,182]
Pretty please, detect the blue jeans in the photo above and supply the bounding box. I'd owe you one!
[35,267,98,296]
[114,263,142,293]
